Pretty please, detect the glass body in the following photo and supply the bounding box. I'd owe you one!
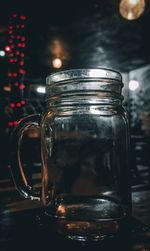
[11,68,130,242]
[41,69,130,241]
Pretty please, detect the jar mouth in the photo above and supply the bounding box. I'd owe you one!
[46,68,122,85]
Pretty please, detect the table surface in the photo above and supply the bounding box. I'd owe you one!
[1,182,150,251]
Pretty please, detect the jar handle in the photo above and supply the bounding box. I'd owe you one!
[10,114,41,201]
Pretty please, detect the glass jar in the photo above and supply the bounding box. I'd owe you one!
[11,68,131,242]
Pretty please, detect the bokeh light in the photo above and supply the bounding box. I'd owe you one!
[119,0,145,20]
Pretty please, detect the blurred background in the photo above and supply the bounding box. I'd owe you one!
[0,0,150,204]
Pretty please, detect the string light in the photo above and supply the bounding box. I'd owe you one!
[10,103,15,108]
[19,69,25,74]
[7,13,27,128]
[21,100,25,105]
[14,121,18,126]
[16,103,21,108]
[119,0,145,20]
[20,15,26,20]
[8,72,12,77]
[4,45,11,52]
[21,37,26,42]
[19,84,25,89]
[19,61,24,66]
[8,122,13,127]
[12,13,17,18]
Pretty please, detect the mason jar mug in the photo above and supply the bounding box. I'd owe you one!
[11,68,131,242]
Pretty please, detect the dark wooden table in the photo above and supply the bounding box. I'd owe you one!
[1,181,150,251]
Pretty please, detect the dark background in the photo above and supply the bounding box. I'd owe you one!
[0,0,150,186]
[1,0,150,76]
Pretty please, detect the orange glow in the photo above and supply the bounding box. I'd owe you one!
[48,38,70,68]
[27,128,40,138]
[49,39,63,57]
[119,0,145,20]
[57,204,66,216]
[3,85,11,92]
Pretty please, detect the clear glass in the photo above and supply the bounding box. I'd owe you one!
[11,68,130,242]
[41,69,130,241]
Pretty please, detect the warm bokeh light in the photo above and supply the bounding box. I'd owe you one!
[119,0,145,20]
[57,205,66,216]
[3,85,11,92]
[52,58,62,69]
[48,38,70,68]
[27,128,40,138]
[49,39,63,57]
[129,80,139,91]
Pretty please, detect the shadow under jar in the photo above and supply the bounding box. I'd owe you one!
[11,68,131,242]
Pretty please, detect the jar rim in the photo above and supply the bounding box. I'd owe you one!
[46,68,122,85]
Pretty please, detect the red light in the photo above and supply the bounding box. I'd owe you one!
[19,61,24,66]
[4,45,11,52]
[8,30,13,35]
[21,37,26,42]
[21,43,26,47]
[10,103,15,108]
[20,15,26,20]
[16,51,20,55]
[10,53,14,57]
[9,59,14,63]
[16,103,21,108]
[21,100,25,105]
[14,121,18,126]
[19,84,25,90]
[12,14,17,18]
[18,43,24,48]
[20,53,24,57]
[17,35,21,39]
[19,69,25,75]
[9,122,13,127]
[9,25,13,29]
[10,44,14,49]
[13,73,17,77]
[8,72,12,77]
[15,82,19,86]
